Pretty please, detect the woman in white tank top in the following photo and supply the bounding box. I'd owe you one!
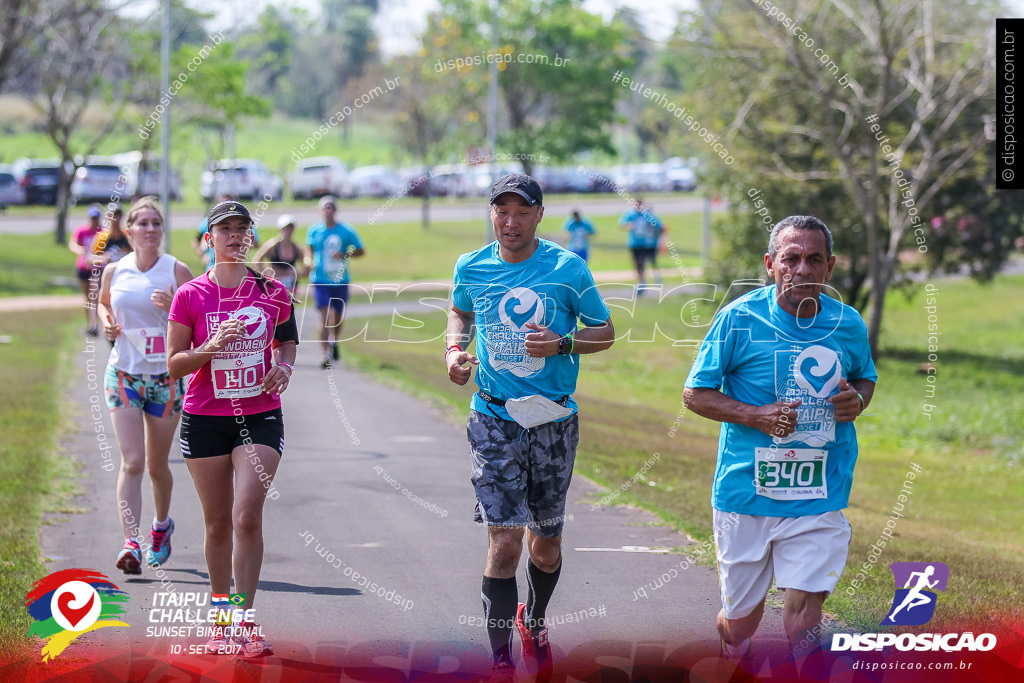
[98,196,194,575]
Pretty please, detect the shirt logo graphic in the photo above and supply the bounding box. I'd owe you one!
[793,345,842,398]
[498,288,544,332]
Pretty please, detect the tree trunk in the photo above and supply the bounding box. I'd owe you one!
[54,155,74,245]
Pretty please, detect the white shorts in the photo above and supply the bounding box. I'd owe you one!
[713,509,851,619]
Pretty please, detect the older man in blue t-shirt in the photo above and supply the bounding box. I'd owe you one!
[446,173,614,682]
[684,215,877,665]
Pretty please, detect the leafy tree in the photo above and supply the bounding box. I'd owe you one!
[20,1,139,243]
[0,0,40,94]
[237,5,294,98]
[425,0,632,174]
[161,41,272,161]
[683,0,1012,353]
[280,1,379,123]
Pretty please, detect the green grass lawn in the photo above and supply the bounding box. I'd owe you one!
[0,309,82,653]
[0,211,705,297]
[337,273,1024,634]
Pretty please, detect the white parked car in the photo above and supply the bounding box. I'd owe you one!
[200,159,283,202]
[290,156,351,200]
[71,158,126,204]
[615,163,672,193]
[663,157,698,192]
[347,165,402,198]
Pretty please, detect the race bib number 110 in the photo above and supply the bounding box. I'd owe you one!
[211,353,265,399]
[754,447,827,500]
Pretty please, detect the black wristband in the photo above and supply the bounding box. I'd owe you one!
[274,304,299,344]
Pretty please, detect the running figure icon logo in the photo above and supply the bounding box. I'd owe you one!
[883,562,949,625]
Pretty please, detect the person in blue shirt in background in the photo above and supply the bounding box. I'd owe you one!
[306,195,365,368]
[445,174,615,683]
[618,197,663,294]
[562,209,596,262]
[684,215,876,671]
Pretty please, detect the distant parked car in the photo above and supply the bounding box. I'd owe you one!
[13,158,61,205]
[616,163,672,193]
[0,165,27,208]
[663,157,698,192]
[290,156,351,200]
[110,151,182,201]
[347,165,402,198]
[200,159,283,202]
[72,159,126,204]
[469,163,525,196]
[135,166,183,200]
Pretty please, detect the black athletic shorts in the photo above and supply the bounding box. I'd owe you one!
[179,409,284,459]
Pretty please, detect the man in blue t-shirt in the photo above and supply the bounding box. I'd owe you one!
[446,174,614,681]
[618,198,663,294]
[305,195,365,368]
[684,215,877,665]
[562,209,596,262]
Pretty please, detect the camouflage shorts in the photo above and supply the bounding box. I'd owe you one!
[467,409,579,538]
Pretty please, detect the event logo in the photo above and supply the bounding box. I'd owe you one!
[793,345,842,398]
[232,305,268,340]
[498,288,545,332]
[25,569,129,662]
[883,561,949,626]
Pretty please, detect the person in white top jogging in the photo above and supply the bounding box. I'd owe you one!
[98,196,194,574]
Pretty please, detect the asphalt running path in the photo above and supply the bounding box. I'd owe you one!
[11,294,793,682]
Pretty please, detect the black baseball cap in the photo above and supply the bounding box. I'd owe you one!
[208,200,253,226]
[489,173,543,206]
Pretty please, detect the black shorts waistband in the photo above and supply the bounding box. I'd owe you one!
[477,390,569,408]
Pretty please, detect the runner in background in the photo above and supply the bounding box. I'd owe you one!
[562,209,596,262]
[618,198,663,294]
[69,203,104,335]
[306,195,364,368]
[254,214,306,296]
[91,204,132,274]
[98,197,193,575]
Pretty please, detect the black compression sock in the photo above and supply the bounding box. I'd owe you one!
[481,576,518,665]
[525,557,561,632]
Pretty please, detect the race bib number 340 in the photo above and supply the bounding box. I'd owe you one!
[755,447,827,500]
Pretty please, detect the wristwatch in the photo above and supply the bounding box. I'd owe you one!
[558,335,573,355]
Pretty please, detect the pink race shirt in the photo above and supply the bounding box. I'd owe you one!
[73,223,102,271]
[168,271,291,416]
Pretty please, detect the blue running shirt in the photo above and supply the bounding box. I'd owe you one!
[452,239,610,421]
[685,285,877,517]
[307,222,363,284]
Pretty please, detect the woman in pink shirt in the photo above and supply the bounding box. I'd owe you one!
[68,204,104,334]
[167,200,297,658]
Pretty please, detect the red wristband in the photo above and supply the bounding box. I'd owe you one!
[444,344,463,359]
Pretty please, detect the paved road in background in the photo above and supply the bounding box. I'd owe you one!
[0,195,711,235]
[11,296,791,680]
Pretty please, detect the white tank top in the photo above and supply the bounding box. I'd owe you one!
[108,252,178,375]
